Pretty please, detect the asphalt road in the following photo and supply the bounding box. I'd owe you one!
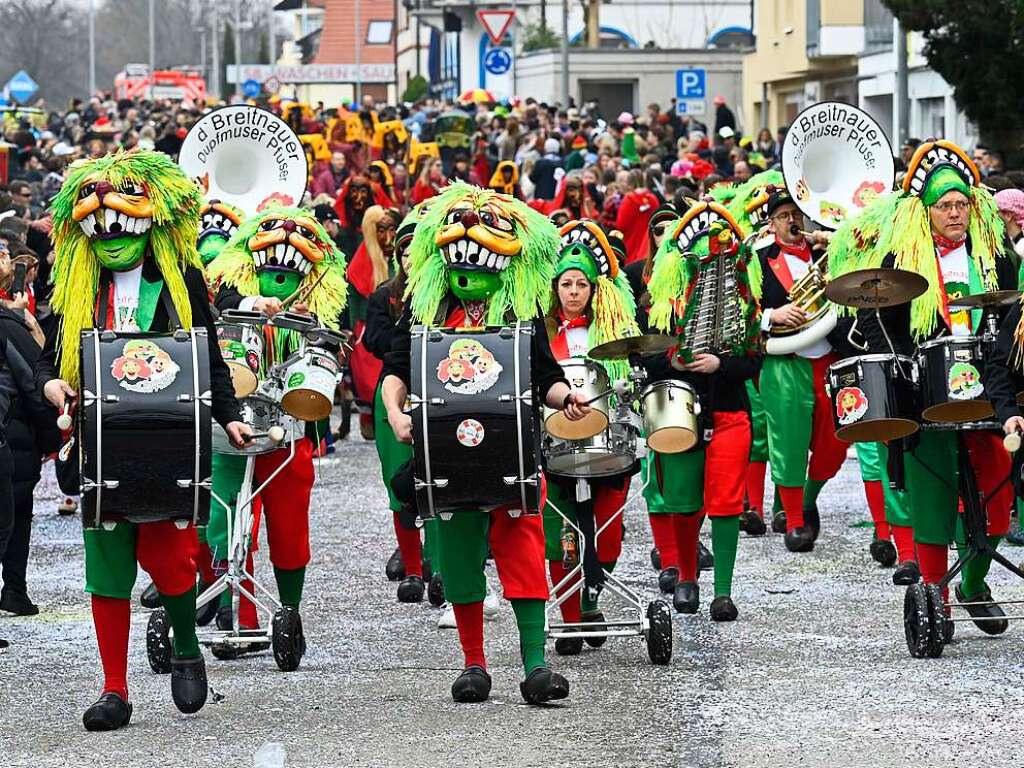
[2,435,1024,768]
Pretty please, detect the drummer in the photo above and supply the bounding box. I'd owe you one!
[644,205,761,621]
[380,183,590,706]
[205,205,349,660]
[542,220,641,655]
[827,139,1017,632]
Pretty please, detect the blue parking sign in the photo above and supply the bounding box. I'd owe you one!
[676,68,705,100]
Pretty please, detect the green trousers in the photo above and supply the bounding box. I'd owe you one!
[855,441,912,528]
[746,380,769,464]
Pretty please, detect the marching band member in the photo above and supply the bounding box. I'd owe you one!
[753,190,849,552]
[205,205,349,659]
[645,204,761,619]
[380,182,590,705]
[828,139,1016,629]
[38,150,249,730]
[543,220,641,654]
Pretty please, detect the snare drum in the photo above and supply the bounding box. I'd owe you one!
[641,380,700,454]
[212,395,298,455]
[826,354,918,442]
[216,322,264,398]
[544,359,610,440]
[280,346,341,421]
[917,335,993,423]
[543,420,638,478]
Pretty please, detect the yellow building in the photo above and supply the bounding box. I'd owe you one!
[743,0,865,131]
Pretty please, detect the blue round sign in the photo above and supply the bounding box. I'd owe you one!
[484,48,512,76]
[242,79,261,99]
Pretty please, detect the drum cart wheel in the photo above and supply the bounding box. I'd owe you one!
[645,600,673,665]
[924,584,947,658]
[904,583,932,658]
[271,607,305,672]
[146,608,173,674]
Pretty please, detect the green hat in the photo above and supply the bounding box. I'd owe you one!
[922,164,971,207]
[554,245,599,283]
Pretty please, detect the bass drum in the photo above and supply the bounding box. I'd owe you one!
[826,354,918,442]
[409,323,540,518]
[543,419,638,478]
[641,380,700,454]
[917,335,993,423]
[78,328,212,527]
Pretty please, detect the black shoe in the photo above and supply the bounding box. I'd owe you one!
[771,511,787,534]
[892,561,921,586]
[784,527,815,553]
[82,692,132,731]
[650,546,661,571]
[657,567,679,594]
[215,605,233,632]
[421,558,432,584]
[520,667,570,705]
[140,581,160,609]
[698,541,714,571]
[397,575,425,603]
[385,547,405,582]
[709,595,739,622]
[955,583,1009,636]
[554,630,584,656]
[427,573,445,607]
[0,589,39,616]
[0,637,8,651]
[673,580,699,614]
[739,510,767,537]
[804,504,820,541]
[170,654,208,714]
[1005,530,1024,547]
[581,611,607,648]
[870,538,898,567]
[451,665,491,703]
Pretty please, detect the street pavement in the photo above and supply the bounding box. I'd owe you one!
[2,435,1024,768]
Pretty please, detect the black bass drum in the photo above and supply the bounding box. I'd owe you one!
[917,335,993,423]
[826,353,919,442]
[409,323,540,517]
[79,328,212,527]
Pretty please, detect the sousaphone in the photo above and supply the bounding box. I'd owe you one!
[768,101,895,355]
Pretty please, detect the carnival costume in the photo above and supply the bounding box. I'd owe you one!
[828,140,1015,628]
[38,150,242,730]
[646,203,761,619]
[542,220,640,654]
[381,182,574,704]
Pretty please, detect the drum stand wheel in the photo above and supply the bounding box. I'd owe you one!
[198,441,298,666]
[146,608,173,674]
[644,600,673,665]
[271,606,306,672]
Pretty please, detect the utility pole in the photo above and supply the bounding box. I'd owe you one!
[211,14,221,100]
[148,0,156,98]
[268,0,277,66]
[355,0,362,104]
[88,0,96,97]
[234,0,243,98]
[896,19,909,146]
[560,0,569,107]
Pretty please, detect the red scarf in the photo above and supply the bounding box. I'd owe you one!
[768,236,812,291]
[549,312,589,361]
[445,300,487,329]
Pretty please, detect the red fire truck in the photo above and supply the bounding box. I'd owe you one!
[114,65,207,102]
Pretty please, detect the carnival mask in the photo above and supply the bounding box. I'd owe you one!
[435,199,523,301]
[73,177,153,270]
[246,214,328,299]
[198,199,243,265]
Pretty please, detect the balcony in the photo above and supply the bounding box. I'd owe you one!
[807,0,865,58]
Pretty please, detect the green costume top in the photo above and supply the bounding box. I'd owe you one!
[49,149,204,390]
[826,139,1002,340]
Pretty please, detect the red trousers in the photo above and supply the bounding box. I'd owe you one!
[251,438,315,570]
[703,412,752,518]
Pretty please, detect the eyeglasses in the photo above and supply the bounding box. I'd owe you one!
[772,212,798,223]
[933,200,969,213]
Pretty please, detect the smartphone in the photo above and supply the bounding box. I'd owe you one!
[10,262,26,297]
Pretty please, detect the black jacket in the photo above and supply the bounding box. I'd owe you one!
[364,283,402,362]
[37,261,240,428]
[381,296,568,404]
[984,299,1024,426]
[858,239,1018,356]
[0,309,59,482]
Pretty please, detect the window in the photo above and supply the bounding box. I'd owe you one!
[918,97,945,139]
[367,20,394,45]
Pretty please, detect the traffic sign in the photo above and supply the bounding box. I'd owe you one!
[675,68,705,100]
[483,48,512,76]
[242,79,261,98]
[676,100,706,116]
[263,76,281,95]
[477,9,516,46]
[5,70,38,104]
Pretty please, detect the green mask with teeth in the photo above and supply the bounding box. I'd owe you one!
[258,269,303,300]
[449,268,502,301]
[198,234,229,266]
[92,233,149,271]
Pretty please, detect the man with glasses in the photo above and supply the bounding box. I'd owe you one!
[754,191,849,553]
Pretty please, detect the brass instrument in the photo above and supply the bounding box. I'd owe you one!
[765,241,837,355]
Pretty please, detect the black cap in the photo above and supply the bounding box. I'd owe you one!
[765,190,796,218]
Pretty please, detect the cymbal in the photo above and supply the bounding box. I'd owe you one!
[948,290,1022,310]
[589,334,677,360]
[825,268,929,309]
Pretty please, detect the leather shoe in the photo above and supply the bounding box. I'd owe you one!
[520,667,570,704]
[82,692,132,731]
[396,575,425,603]
[650,546,661,571]
[739,510,766,537]
[170,655,208,714]
[451,665,491,702]
[784,527,815,553]
[892,561,921,586]
[385,547,405,581]
[673,580,699,614]
[0,589,39,616]
[804,504,820,541]
[709,595,739,622]
[698,541,714,571]
[955,583,1009,636]
[657,567,679,594]
[771,510,787,534]
[870,538,898,567]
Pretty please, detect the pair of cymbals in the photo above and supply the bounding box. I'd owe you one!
[589,333,675,360]
[825,268,1021,310]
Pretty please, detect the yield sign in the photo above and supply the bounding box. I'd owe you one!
[477,9,516,46]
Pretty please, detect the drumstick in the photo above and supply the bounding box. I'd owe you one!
[1004,431,1021,453]
[282,269,328,309]
[56,403,72,431]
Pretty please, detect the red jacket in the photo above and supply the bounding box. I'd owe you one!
[616,188,660,264]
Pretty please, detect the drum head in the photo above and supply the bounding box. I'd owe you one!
[281,390,332,421]
[921,400,994,424]
[228,364,258,399]
[647,426,697,454]
[546,409,608,441]
[836,417,919,443]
